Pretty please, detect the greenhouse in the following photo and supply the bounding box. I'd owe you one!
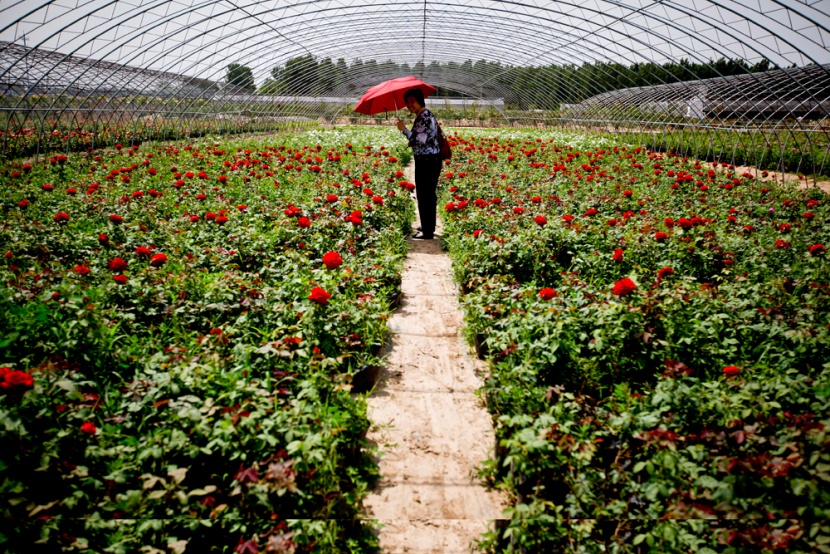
[1,1,829,552]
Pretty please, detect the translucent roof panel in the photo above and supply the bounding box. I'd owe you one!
[1,0,829,173]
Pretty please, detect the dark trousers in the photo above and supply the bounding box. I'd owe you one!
[414,155,442,237]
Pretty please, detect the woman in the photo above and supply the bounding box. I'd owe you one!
[396,88,441,240]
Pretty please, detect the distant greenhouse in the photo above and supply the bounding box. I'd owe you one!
[568,63,830,122]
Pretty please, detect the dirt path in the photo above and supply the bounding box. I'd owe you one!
[362,164,506,553]
[714,162,830,194]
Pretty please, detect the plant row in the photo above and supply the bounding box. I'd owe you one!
[5,111,829,182]
[438,130,830,552]
[0,127,414,553]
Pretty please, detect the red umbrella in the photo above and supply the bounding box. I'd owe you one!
[353,76,437,115]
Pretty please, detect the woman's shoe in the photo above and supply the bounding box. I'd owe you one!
[412,232,433,240]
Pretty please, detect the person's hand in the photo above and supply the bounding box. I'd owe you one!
[395,118,406,131]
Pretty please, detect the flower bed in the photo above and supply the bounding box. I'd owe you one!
[0,128,414,552]
[439,130,830,552]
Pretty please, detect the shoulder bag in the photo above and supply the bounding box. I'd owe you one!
[437,124,452,160]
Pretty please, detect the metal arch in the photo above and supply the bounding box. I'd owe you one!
[0,0,791,87]
[0,1,813,98]
[3,0,827,70]
[0,4,812,98]
[3,4,666,129]
[1,0,829,178]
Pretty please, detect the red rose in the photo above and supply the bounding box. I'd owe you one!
[297,217,311,228]
[613,277,637,297]
[612,248,624,263]
[473,230,484,238]
[205,212,217,221]
[54,211,70,223]
[17,198,29,209]
[150,253,167,267]
[654,232,668,242]
[445,202,456,212]
[513,206,525,215]
[98,234,109,245]
[109,214,123,224]
[623,189,633,197]
[346,210,363,226]
[309,287,331,305]
[584,208,598,217]
[803,212,814,220]
[809,244,826,256]
[0,368,34,392]
[237,204,247,212]
[562,214,574,223]
[775,239,790,249]
[534,215,547,226]
[322,251,343,270]
[778,223,791,233]
[134,246,152,258]
[108,257,128,272]
[74,265,91,276]
[113,274,128,285]
[326,194,338,203]
[657,267,674,280]
[81,422,97,435]
[538,287,557,300]
[664,217,674,227]
[722,365,741,376]
[216,216,228,225]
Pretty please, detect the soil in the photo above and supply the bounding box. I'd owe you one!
[362,162,506,553]
[708,162,830,194]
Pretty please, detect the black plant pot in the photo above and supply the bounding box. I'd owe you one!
[387,291,402,309]
[351,364,381,394]
[474,333,489,360]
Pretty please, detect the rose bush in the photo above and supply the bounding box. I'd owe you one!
[0,128,414,552]
[438,130,829,551]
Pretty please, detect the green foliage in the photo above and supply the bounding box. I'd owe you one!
[226,63,256,92]
[0,127,414,552]
[439,129,830,551]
